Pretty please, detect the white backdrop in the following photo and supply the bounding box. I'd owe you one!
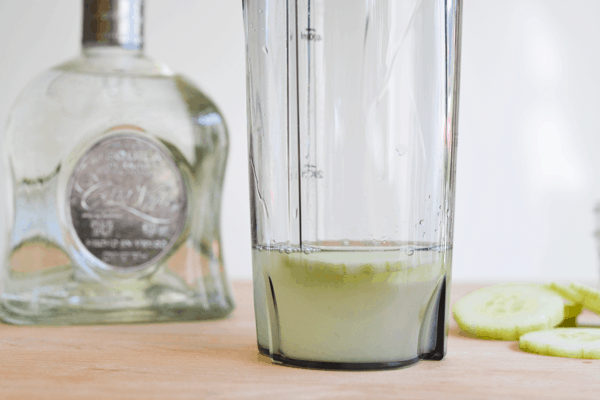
[1,0,599,282]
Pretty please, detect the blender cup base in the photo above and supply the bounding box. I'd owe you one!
[258,344,421,371]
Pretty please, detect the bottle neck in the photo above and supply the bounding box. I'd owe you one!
[82,0,144,51]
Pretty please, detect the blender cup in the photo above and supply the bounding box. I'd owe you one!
[242,0,462,369]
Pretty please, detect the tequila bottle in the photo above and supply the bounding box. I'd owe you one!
[0,0,234,324]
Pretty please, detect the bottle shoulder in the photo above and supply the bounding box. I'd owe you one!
[173,75,230,151]
[173,75,227,125]
[54,49,173,78]
[6,53,225,119]
[3,55,228,181]
[4,51,174,125]
[5,70,228,135]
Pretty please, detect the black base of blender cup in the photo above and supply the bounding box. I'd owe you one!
[258,344,421,371]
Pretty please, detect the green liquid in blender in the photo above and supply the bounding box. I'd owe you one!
[253,247,449,364]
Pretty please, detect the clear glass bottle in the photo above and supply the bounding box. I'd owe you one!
[0,0,234,325]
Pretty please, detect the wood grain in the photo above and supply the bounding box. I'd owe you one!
[0,281,598,399]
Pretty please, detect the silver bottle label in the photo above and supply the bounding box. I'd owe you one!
[68,134,187,270]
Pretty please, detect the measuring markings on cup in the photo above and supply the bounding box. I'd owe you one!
[301,28,322,41]
[301,164,323,179]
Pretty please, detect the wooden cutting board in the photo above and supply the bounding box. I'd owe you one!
[0,281,598,399]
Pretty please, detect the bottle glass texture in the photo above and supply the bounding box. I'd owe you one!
[0,0,234,325]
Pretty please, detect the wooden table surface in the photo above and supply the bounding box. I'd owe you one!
[1,281,599,400]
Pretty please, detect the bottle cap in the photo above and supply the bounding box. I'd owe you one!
[82,0,143,50]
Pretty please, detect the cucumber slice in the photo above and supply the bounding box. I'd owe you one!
[557,316,577,328]
[562,301,584,321]
[452,284,565,340]
[542,283,584,321]
[569,283,600,315]
[544,282,585,304]
[519,328,600,359]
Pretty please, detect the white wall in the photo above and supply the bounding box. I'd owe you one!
[456,1,600,281]
[0,0,599,282]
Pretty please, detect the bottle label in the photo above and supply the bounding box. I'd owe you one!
[67,134,187,271]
